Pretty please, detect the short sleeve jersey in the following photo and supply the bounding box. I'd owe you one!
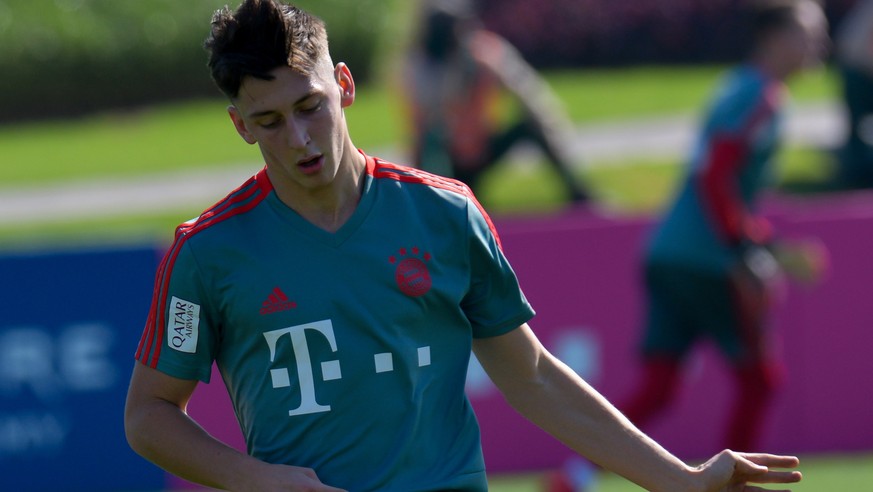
[135,152,535,491]
[646,65,785,273]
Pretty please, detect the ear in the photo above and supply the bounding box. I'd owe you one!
[335,62,356,108]
[227,105,258,145]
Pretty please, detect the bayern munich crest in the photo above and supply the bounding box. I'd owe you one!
[389,247,432,297]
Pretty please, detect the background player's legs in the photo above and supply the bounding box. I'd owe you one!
[481,116,589,202]
[724,358,784,451]
[721,266,785,451]
[516,114,589,203]
[621,262,694,429]
[621,355,683,428]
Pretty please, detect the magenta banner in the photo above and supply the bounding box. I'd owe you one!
[182,191,873,479]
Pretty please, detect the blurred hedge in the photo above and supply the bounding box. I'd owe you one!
[478,0,859,68]
[0,0,403,123]
[2,0,859,124]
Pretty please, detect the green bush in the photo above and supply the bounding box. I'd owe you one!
[0,0,401,123]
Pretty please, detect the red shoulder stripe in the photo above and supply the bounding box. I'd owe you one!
[136,169,272,367]
[367,155,504,250]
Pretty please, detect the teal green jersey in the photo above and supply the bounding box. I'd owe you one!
[135,152,535,491]
[647,65,784,273]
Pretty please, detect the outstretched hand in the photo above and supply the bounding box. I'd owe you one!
[696,449,802,492]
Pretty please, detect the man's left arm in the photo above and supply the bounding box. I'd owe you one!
[472,324,802,492]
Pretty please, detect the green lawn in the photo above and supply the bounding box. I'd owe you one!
[488,453,873,491]
[0,64,841,247]
[0,64,838,186]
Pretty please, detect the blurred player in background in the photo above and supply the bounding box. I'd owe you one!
[833,0,873,189]
[401,0,590,203]
[621,0,830,454]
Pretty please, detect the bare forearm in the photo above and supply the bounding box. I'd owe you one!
[125,398,258,491]
[504,352,702,492]
[476,326,801,492]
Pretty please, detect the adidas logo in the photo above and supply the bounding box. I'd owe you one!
[260,287,297,315]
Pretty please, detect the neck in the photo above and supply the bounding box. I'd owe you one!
[301,174,365,232]
[274,146,367,233]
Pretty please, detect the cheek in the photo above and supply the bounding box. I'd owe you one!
[254,134,288,159]
[314,110,345,145]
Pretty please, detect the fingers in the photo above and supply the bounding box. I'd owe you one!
[755,470,803,484]
[738,452,800,470]
[732,451,803,485]
[696,450,803,492]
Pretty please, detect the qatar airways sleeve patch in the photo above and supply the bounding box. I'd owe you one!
[168,296,200,353]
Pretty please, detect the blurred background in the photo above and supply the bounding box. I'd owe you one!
[0,0,858,121]
[2,0,872,491]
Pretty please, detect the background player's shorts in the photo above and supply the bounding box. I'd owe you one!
[641,260,767,363]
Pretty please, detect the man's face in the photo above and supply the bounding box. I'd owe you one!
[228,60,354,194]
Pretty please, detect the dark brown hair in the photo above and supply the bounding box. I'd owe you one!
[204,0,329,99]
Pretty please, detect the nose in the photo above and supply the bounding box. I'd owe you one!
[284,118,309,149]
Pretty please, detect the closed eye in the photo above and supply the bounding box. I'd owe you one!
[299,101,322,114]
[259,118,282,129]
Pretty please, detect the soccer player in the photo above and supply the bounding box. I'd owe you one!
[621,0,830,454]
[401,0,589,203]
[124,1,804,490]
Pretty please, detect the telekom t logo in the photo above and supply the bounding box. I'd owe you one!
[263,319,341,417]
[263,319,433,417]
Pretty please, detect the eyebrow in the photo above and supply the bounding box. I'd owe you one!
[245,90,322,119]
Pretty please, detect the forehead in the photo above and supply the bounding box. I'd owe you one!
[235,63,334,115]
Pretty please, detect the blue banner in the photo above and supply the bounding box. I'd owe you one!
[0,246,165,491]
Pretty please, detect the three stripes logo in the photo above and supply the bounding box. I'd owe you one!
[260,287,297,315]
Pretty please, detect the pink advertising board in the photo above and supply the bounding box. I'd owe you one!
[181,191,873,480]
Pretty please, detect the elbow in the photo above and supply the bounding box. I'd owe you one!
[124,389,165,459]
[497,360,554,414]
[500,376,543,407]
[124,397,146,456]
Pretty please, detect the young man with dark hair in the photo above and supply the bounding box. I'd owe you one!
[125,1,805,490]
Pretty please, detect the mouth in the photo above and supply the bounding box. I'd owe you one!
[297,154,323,174]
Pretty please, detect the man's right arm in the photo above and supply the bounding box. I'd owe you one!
[124,363,345,492]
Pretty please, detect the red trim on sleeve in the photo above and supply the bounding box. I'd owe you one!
[136,169,273,368]
[697,136,748,244]
[695,84,779,246]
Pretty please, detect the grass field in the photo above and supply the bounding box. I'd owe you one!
[0,65,840,246]
[0,65,837,186]
[487,452,873,491]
